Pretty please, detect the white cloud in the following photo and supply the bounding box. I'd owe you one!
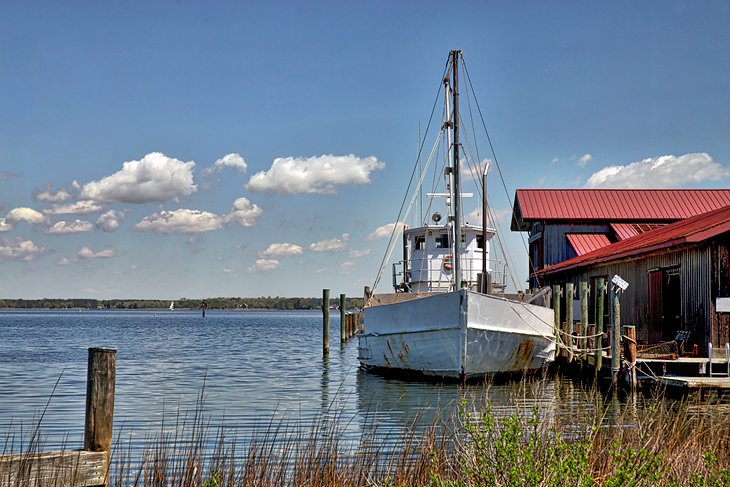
[348,248,371,258]
[56,257,77,266]
[80,152,197,203]
[248,258,280,272]
[43,200,103,215]
[134,209,223,234]
[0,218,13,232]
[260,242,304,258]
[47,220,95,235]
[339,261,356,274]
[309,233,349,252]
[551,157,559,165]
[585,152,730,188]
[575,153,592,167]
[34,186,71,203]
[222,267,235,273]
[0,238,45,261]
[78,246,116,259]
[364,222,406,241]
[223,197,263,227]
[96,210,124,232]
[202,153,248,176]
[246,154,385,195]
[6,207,48,225]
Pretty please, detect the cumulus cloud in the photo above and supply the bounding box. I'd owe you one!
[574,153,592,167]
[259,243,303,258]
[78,246,116,259]
[6,207,48,225]
[134,209,223,234]
[43,200,103,215]
[0,238,45,261]
[246,154,385,195]
[0,219,12,232]
[202,153,248,176]
[34,186,71,203]
[348,249,371,258]
[47,220,95,235]
[585,152,730,189]
[223,197,263,227]
[248,258,280,272]
[80,152,197,203]
[339,261,356,274]
[96,210,124,232]
[365,222,406,241]
[56,257,77,266]
[309,233,349,253]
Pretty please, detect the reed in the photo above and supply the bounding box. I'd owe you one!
[3,379,730,486]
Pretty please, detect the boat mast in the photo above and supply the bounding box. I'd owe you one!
[450,50,463,289]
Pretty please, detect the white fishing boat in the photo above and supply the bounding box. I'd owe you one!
[358,51,556,381]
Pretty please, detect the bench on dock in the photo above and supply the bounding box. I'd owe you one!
[708,342,730,377]
[0,348,116,487]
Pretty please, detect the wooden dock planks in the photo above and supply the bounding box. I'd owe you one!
[0,450,108,487]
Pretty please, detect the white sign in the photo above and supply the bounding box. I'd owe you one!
[717,297,730,313]
[612,274,629,291]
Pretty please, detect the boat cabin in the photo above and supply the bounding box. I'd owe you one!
[393,224,496,293]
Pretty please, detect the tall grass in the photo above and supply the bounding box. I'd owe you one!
[3,379,730,486]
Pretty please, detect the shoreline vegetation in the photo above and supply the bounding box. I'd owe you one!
[0,297,363,311]
[3,379,730,486]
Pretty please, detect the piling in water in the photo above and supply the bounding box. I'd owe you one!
[322,289,330,358]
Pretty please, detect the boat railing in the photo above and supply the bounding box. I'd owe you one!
[392,257,507,293]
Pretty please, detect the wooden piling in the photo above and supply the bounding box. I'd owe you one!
[624,325,637,390]
[551,284,561,358]
[322,289,330,358]
[595,277,605,372]
[610,285,621,387]
[340,293,346,343]
[565,282,574,363]
[579,281,589,355]
[84,348,116,458]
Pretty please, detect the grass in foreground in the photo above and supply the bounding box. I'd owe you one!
[3,381,730,486]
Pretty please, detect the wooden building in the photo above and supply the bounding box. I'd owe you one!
[511,189,730,288]
[534,205,730,351]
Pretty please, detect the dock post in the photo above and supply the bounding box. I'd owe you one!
[551,284,562,359]
[565,282,574,363]
[323,289,330,358]
[610,284,621,388]
[340,293,346,343]
[580,281,589,359]
[595,278,605,373]
[624,325,637,390]
[84,347,116,472]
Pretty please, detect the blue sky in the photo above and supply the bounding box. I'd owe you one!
[1,1,729,299]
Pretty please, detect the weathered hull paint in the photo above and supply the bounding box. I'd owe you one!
[358,289,555,380]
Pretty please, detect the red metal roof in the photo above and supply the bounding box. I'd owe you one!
[566,233,612,255]
[610,223,666,240]
[539,204,730,276]
[512,189,730,229]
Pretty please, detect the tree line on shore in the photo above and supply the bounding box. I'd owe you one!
[0,296,364,310]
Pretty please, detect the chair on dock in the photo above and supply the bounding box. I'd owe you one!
[707,342,730,377]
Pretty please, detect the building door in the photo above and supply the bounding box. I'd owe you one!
[648,268,681,343]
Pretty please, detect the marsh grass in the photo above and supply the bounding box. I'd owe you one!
[3,379,730,486]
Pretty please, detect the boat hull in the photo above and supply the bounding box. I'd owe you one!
[358,289,555,380]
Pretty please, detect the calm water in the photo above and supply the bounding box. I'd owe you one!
[0,309,598,458]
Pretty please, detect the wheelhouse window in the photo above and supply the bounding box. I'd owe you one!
[435,233,449,249]
[476,235,484,250]
[414,235,426,250]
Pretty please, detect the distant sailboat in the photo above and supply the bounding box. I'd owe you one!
[169,301,174,311]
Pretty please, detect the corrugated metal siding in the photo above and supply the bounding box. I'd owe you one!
[542,224,611,267]
[516,189,730,221]
[545,246,712,346]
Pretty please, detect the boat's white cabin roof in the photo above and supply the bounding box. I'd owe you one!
[403,224,496,238]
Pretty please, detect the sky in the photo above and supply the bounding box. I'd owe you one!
[1,1,729,300]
